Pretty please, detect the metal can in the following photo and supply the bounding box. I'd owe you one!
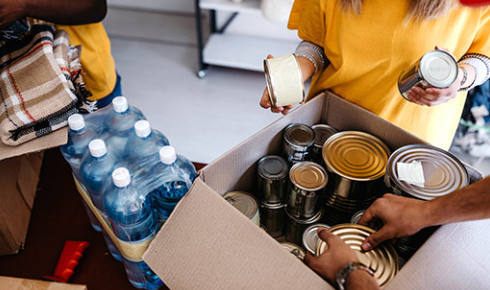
[310,124,338,166]
[224,191,260,226]
[264,54,305,107]
[257,155,289,204]
[398,49,458,101]
[287,161,328,219]
[350,210,365,224]
[302,223,331,255]
[259,202,286,238]
[282,123,316,165]
[385,144,469,200]
[285,208,324,247]
[281,242,306,261]
[315,224,399,288]
[322,131,391,225]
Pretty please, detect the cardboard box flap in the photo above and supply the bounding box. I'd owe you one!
[144,178,331,290]
[0,276,87,290]
[0,127,67,162]
[17,152,44,209]
[385,219,490,289]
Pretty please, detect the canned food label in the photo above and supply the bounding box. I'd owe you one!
[397,161,425,187]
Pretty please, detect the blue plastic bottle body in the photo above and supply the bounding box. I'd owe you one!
[106,107,146,157]
[125,129,170,173]
[60,126,98,181]
[123,259,163,290]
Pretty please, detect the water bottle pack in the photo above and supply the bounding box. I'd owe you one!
[60,96,196,290]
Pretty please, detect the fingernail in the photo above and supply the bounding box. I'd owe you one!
[362,241,372,251]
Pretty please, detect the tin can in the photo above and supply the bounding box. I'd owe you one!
[302,223,331,255]
[285,208,324,247]
[282,123,316,165]
[395,226,437,260]
[384,144,469,200]
[322,131,391,225]
[264,54,305,107]
[281,242,306,261]
[315,224,399,288]
[350,210,365,224]
[257,155,289,204]
[259,202,286,238]
[287,161,328,219]
[310,124,338,166]
[398,50,458,101]
[224,191,260,226]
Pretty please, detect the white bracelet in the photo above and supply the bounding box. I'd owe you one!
[458,53,490,90]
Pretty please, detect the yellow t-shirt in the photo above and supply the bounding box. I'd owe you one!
[288,0,490,149]
[56,23,116,101]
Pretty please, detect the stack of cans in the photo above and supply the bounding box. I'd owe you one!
[384,144,469,259]
[282,123,316,165]
[322,131,391,226]
[257,155,290,237]
[310,124,338,166]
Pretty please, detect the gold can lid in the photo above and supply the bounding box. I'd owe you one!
[312,124,338,148]
[386,144,469,200]
[323,131,391,181]
[315,224,398,288]
[290,161,328,191]
[224,191,259,220]
[281,242,306,260]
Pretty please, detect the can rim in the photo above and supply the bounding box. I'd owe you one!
[302,223,331,254]
[284,123,316,148]
[289,161,328,191]
[258,155,289,180]
[419,50,458,88]
[223,191,259,219]
[264,55,305,107]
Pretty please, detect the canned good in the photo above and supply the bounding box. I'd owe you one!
[283,123,316,165]
[315,224,399,288]
[395,226,437,260]
[288,161,328,219]
[259,202,286,238]
[385,144,469,200]
[264,54,305,107]
[281,242,306,261]
[310,124,338,165]
[350,210,365,224]
[302,223,331,255]
[322,131,391,225]
[285,208,324,247]
[224,191,260,226]
[257,155,289,204]
[398,49,458,101]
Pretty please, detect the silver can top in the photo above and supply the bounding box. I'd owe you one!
[420,50,458,88]
[312,124,338,149]
[302,223,332,254]
[224,191,259,219]
[284,123,316,149]
[258,155,289,180]
[386,144,469,200]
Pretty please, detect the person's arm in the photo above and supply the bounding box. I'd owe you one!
[359,176,490,251]
[0,0,107,28]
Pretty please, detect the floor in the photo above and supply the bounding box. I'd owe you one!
[102,4,490,176]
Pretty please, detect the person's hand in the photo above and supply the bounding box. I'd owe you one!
[260,54,297,115]
[304,227,359,284]
[0,0,26,29]
[406,46,462,107]
[358,194,429,251]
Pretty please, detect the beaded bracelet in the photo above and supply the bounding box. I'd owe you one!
[294,41,328,75]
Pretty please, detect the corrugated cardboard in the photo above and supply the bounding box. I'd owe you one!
[0,276,87,290]
[0,129,67,256]
[143,91,490,289]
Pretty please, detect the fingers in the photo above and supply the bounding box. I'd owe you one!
[407,86,454,106]
[304,250,315,266]
[260,89,272,109]
[361,226,393,251]
[317,227,342,247]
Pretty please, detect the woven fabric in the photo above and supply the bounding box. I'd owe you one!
[0,23,83,146]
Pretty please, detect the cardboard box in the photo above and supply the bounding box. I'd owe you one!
[143,91,490,289]
[0,276,87,290]
[0,129,66,256]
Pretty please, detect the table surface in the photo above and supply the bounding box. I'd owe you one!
[0,148,205,290]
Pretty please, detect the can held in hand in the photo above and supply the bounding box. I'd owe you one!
[302,223,331,255]
[283,123,316,165]
[285,208,324,247]
[259,202,286,238]
[224,191,260,226]
[287,161,328,219]
[398,49,458,101]
[264,54,305,107]
[257,155,289,204]
[310,124,338,166]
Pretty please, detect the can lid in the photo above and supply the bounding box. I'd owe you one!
[386,144,469,200]
[290,161,328,191]
[420,50,458,88]
[224,191,258,220]
[260,202,286,210]
[350,210,365,224]
[135,120,151,138]
[323,131,391,181]
[315,224,399,288]
[312,124,338,148]
[280,242,306,260]
[284,123,315,148]
[302,223,331,254]
[67,114,85,131]
[112,167,131,188]
[258,155,289,180]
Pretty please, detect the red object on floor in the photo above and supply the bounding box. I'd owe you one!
[43,241,90,283]
[460,0,490,6]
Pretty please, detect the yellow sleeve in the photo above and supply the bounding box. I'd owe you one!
[287,0,326,48]
[467,6,490,56]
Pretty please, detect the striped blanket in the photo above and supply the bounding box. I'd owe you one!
[0,22,90,146]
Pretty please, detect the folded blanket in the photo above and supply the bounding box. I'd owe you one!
[0,22,88,146]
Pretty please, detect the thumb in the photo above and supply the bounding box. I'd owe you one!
[361,227,392,251]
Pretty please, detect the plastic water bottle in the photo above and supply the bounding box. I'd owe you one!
[124,120,170,174]
[103,167,162,290]
[150,146,196,226]
[105,96,146,157]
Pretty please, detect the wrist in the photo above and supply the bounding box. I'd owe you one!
[336,261,376,290]
[345,268,379,290]
[296,56,315,82]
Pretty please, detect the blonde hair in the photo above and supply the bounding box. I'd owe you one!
[339,0,458,20]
